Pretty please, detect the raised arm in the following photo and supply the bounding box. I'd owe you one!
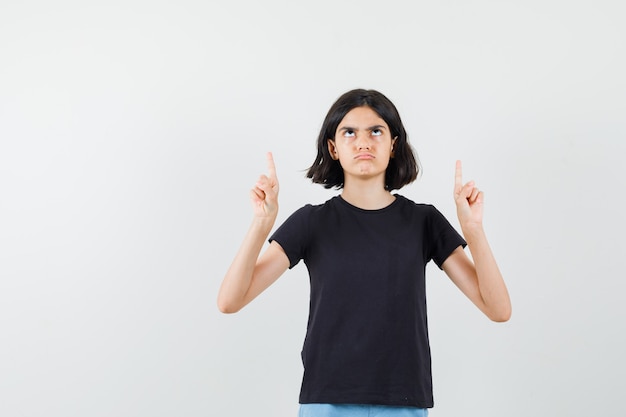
[217,152,290,314]
[441,160,512,322]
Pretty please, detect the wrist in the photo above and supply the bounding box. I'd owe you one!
[251,215,276,231]
[460,222,485,240]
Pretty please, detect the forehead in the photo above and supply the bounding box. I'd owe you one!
[338,106,388,128]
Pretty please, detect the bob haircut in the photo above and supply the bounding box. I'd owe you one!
[306,89,419,191]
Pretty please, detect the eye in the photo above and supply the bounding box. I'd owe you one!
[371,129,382,137]
[343,129,355,138]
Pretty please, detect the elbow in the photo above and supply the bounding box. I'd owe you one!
[217,297,243,314]
[218,302,241,314]
[488,306,512,323]
[490,314,511,323]
[218,304,239,314]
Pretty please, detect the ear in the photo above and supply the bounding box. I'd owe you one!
[390,136,398,158]
[327,139,339,160]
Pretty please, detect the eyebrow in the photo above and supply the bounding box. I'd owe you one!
[338,125,387,132]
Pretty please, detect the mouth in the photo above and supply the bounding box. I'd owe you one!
[354,153,375,160]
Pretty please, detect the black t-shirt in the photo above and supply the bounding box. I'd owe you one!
[269,194,466,408]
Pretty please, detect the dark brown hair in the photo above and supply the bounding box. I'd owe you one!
[306,89,419,190]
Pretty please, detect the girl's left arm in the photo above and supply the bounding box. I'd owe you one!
[441,161,512,322]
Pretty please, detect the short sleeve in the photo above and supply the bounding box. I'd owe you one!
[426,205,467,269]
[269,205,312,269]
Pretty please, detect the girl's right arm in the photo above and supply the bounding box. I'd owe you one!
[217,152,290,314]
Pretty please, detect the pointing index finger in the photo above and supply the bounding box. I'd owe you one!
[266,151,277,180]
[455,160,463,192]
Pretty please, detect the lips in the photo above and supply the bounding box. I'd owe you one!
[354,153,375,160]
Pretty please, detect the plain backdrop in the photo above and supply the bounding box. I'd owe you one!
[1,1,625,416]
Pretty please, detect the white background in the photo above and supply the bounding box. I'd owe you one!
[1,1,625,416]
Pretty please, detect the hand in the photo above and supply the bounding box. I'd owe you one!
[250,152,279,219]
[454,160,483,230]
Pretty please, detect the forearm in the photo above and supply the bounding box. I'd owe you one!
[462,225,512,322]
[217,217,275,313]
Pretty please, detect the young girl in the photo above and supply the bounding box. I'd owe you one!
[218,89,511,417]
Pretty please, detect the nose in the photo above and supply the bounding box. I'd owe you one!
[355,133,371,150]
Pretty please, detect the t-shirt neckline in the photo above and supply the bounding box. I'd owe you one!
[336,194,401,213]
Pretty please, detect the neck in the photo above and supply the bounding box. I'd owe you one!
[341,178,395,210]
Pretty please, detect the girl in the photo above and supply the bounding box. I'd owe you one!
[218,89,511,417]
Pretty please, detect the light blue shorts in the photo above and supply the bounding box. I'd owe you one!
[298,404,428,417]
